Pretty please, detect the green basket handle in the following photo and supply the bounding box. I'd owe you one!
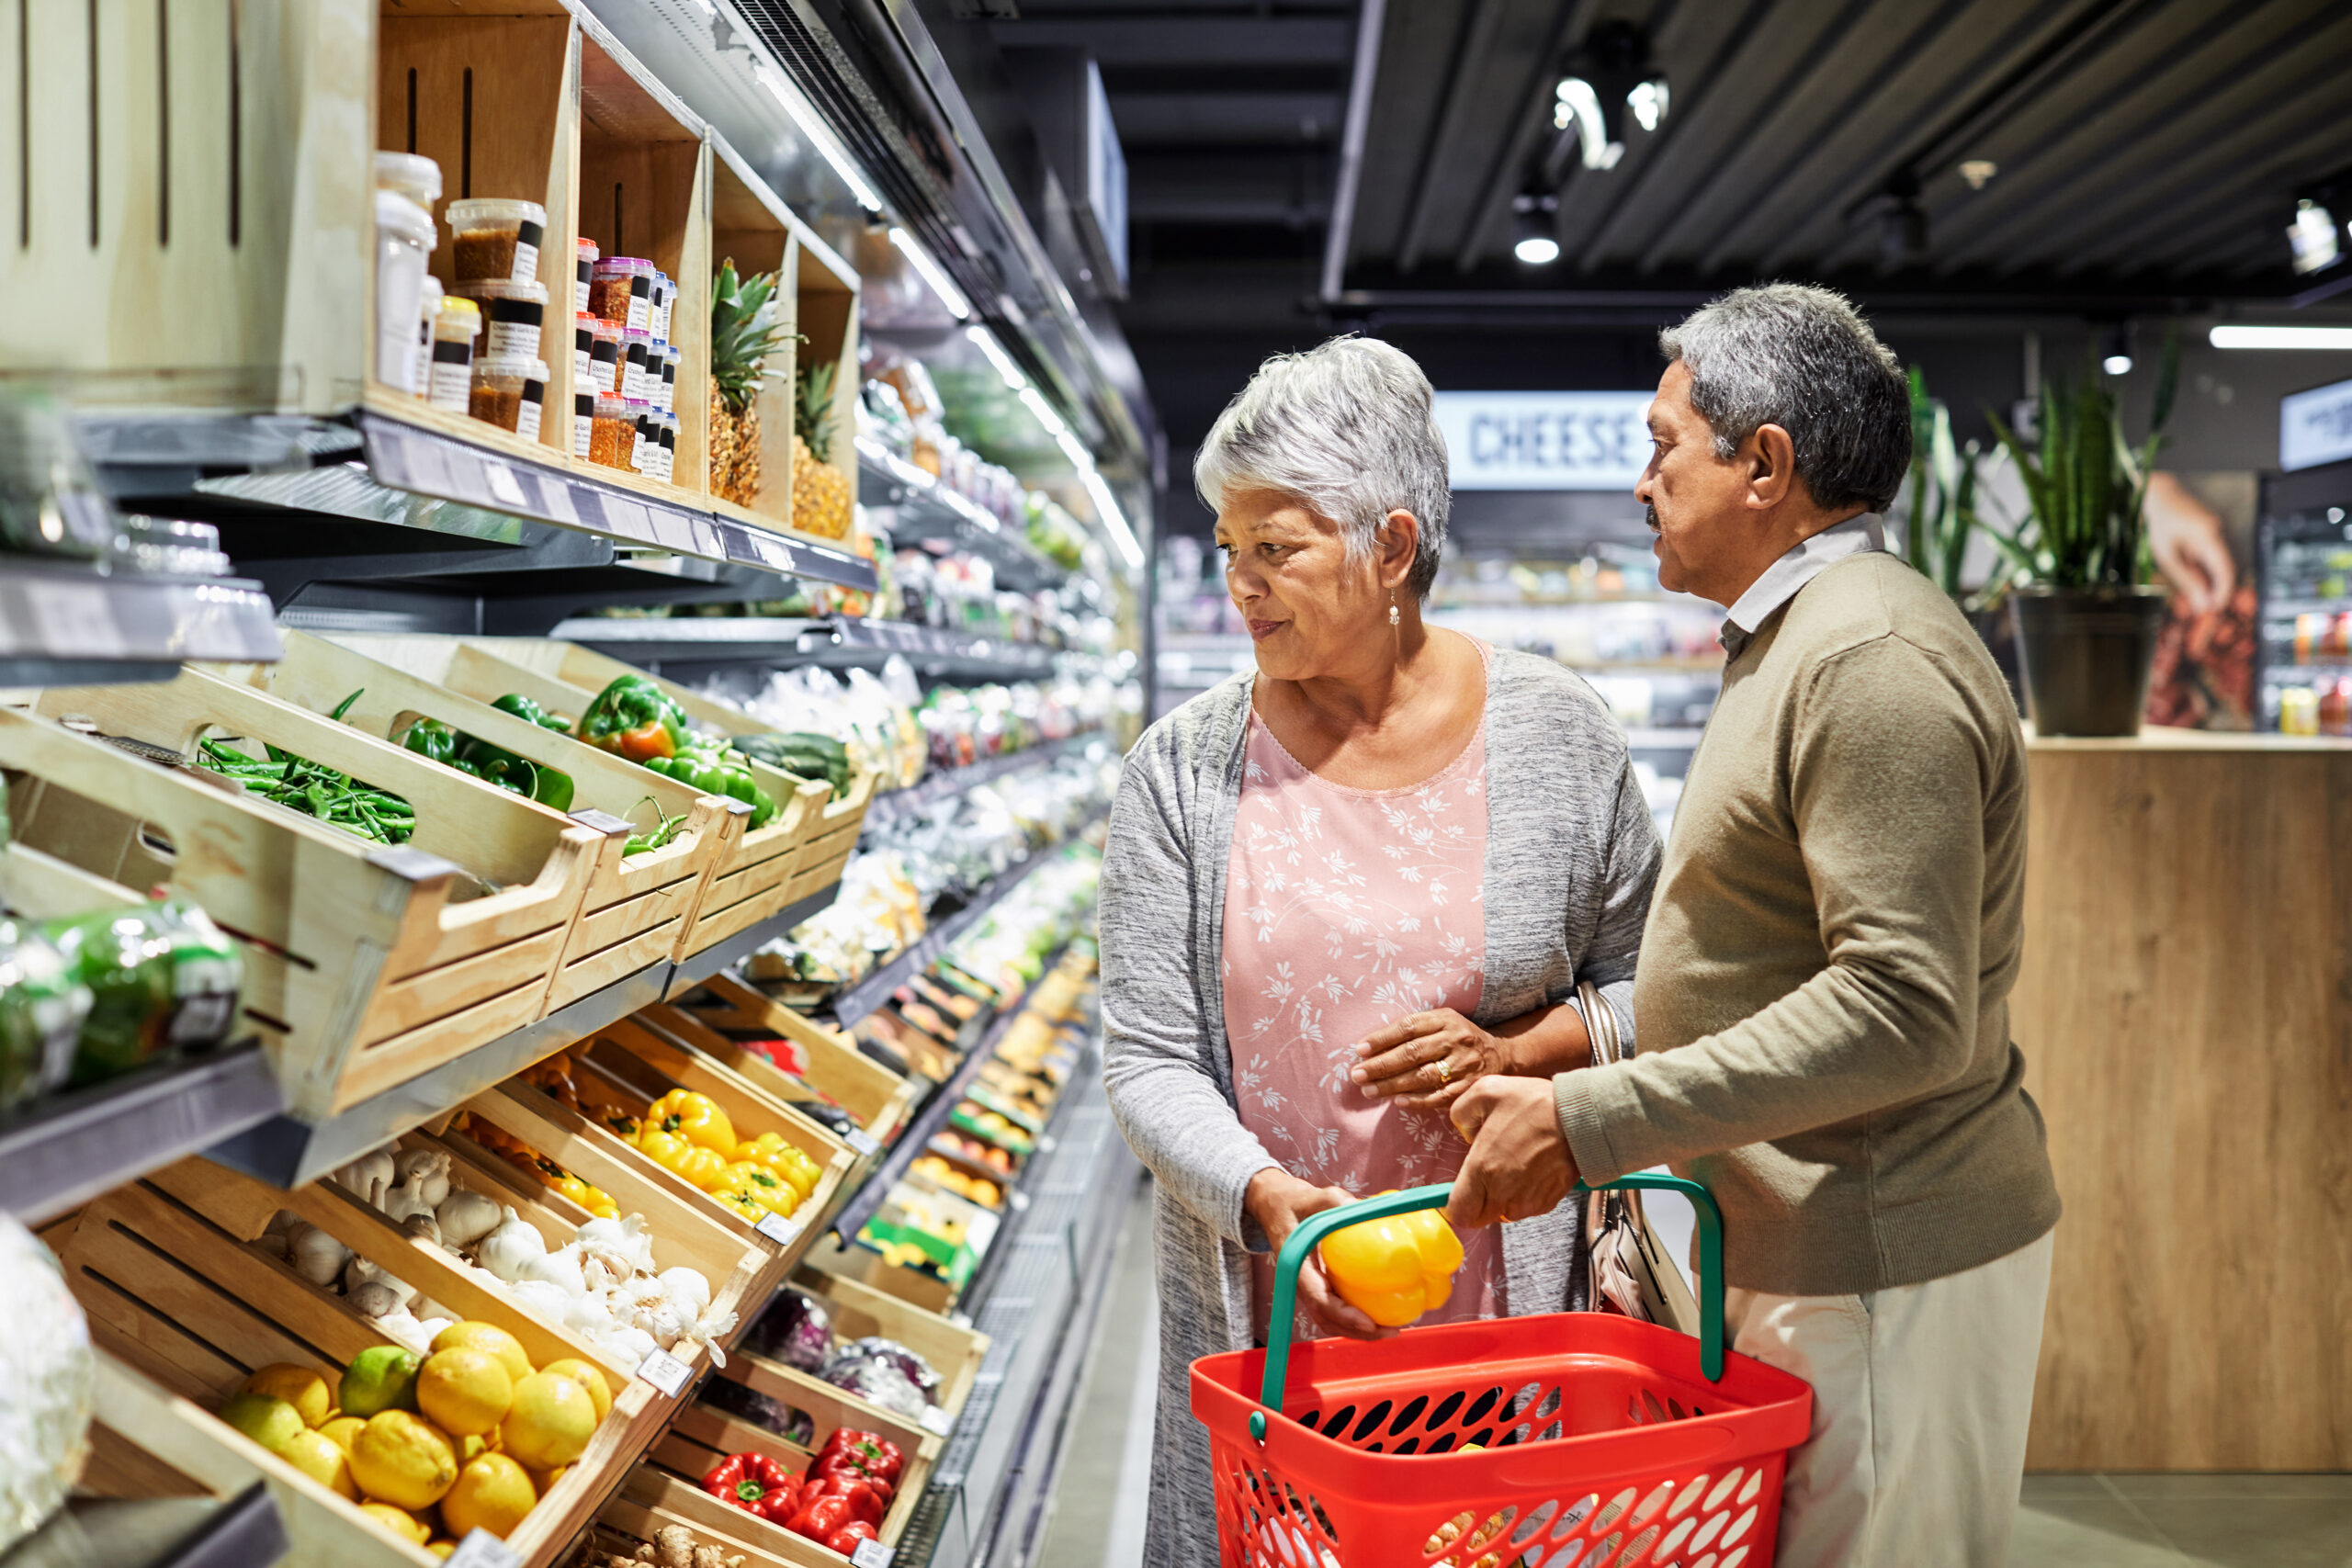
[1250,1176,1727,1443]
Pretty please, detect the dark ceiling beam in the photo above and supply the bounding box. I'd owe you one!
[1105,90,1345,145]
[1910,0,2349,274]
[2098,139,2352,277]
[1392,0,1510,274]
[1449,0,1608,274]
[1560,0,1803,273]
[986,17,1351,67]
[1672,0,1978,275]
[1130,194,1334,224]
[2154,219,2296,282]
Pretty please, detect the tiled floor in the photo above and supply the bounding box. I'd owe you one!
[2014,1473,2352,1566]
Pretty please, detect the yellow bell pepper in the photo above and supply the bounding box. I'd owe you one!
[772,1146,822,1201]
[712,1190,766,1222]
[732,1131,789,1168]
[1317,1202,1465,1328]
[646,1089,737,1156]
[637,1123,730,1190]
[720,1162,799,1216]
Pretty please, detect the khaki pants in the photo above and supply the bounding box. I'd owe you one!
[1722,1230,2055,1568]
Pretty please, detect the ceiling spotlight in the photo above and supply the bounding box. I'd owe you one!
[1958,159,1997,190]
[1627,78,1669,133]
[2289,199,2341,276]
[1549,22,1662,174]
[1554,78,1621,170]
[2101,323,2133,377]
[1513,193,1561,265]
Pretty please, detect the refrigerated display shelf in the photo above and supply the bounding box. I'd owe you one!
[863,730,1108,832]
[6,1483,289,1568]
[830,813,1109,1029]
[202,882,839,1190]
[550,614,1066,681]
[858,439,1069,595]
[0,556,281,687]
[0,1044,283,1226]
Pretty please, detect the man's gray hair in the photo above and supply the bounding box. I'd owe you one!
[1194,335,1452,596]
[1658,284,1911,513]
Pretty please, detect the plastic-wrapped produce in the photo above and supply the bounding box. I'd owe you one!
[818,1348,927,1420]
[701,1374,816,1447]
[0,1213,96,1551]
[747,1286,835,1373]
[826,1337,941,1401]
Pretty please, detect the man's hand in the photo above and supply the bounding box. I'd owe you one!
[1243,1168,1395,1340]
[1445,1077,1577,1231]
[1351,1009,1509,1112]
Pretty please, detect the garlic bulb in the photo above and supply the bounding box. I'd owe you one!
[594,1325,657,1372]
[393,1148,452,1209]
[250,1233,289,1262]
[435,1189,502,1250]
[576,1214,656,1278]
[413,1297,453,1324]
[402,1213,442,1247]
[347,1280,401,1319]
[380,1179,437,1230]
[519,1245,585,1298]
[477,1207,548,1283]
[334,1150,396,1209]
[285,1223,350,1288]
[372,1309,435,1356]
[345,1255,416,1306]
[413,1315,454,1348]
[512,1280,573,1321]
[263,1209,301,1239]
[563,1291,618,1337]
[657,1267,711,1319]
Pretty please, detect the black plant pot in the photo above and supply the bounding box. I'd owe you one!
[2009,587,2168,737]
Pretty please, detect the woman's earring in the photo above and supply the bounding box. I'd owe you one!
[1388,591,1400,628]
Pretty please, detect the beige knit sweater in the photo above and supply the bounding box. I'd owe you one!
[1555,550,2061,1295]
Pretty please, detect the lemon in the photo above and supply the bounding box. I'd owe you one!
[537,1358,612,1422]
[217,1393,307,1456]
[277,1427,358,1498]
[241,1363,333,1429]
[524,1463,568,1495]
[349,1410,459,1510]
[339,1346,422,1418]
[417,1348,514,1438]
[499,1371,596,1470]
[426,1546,457,1561]
[440,1451,537,1539]
[318,1416,367,1456]
[430,1322,532,1384]
[357,1501,432,1545]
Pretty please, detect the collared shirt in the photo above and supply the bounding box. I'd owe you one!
[1719,512,1887,660]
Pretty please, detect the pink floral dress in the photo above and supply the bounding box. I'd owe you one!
[1222,647,1505,1337]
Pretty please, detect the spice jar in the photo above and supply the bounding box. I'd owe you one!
[589,256,653,330]
[578,313,622,395]
[446,197,546,284]
[588,394,637,469]
[450,278,548,361]
[572,391,595,461]
[573,237,599,315]
[649,271,673,341]
[374,152,442,213]
[373,188,437,390]
[650,342,676,413]
[654,410,680,484]
[410,278,444,398]
[619,399,653,473]
[469,355,549,442]
[620,327,654,401]
[426,295,481,414]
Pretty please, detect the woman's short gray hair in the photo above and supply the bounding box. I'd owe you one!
[1658,284,1911,513]
[1194,335,1452,596]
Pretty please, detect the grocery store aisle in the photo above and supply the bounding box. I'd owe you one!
[1035,1177,1159,1568]
[2010,1473,2352,1566]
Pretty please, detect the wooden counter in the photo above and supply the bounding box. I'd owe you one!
[2016,725,2352,1471]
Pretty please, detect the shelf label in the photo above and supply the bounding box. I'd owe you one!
[755,1212,803,1247]
[33,583,123,657]
[539,477,580,525]
[445,1530,523,1568]
[404,436,456,498]
[851,1540,896,1568]
[919,1404,955,1438]
[603,495,650,541]
[482,458,530,509]
[847,1129,882,1158]
[635,1347,694,1397]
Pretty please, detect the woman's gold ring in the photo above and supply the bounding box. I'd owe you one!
[1434,1058,1453,1086]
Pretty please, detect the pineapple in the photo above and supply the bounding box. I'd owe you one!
[707,258,797,509]
[793,359,854,540]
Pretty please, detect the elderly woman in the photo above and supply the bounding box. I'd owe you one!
[1099,335,1661,1564]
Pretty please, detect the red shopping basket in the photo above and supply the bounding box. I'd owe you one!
[1191,1177,1812,1568]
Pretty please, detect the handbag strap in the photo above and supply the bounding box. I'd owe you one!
[1577,977,1622,1068]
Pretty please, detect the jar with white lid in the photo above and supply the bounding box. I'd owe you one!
[449,278,548,360]
[426,295,481,414]
[469,355,550,443]
[411,277,444,398]
[446,197,546,284]
[373,189,437,390]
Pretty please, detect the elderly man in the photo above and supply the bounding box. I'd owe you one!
[1447,284,2060,1568]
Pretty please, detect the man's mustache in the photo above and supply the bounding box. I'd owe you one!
[1646,504,1661,533]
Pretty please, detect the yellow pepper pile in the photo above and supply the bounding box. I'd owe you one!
[622,1089,823,1225]
[452,1113,620,1219]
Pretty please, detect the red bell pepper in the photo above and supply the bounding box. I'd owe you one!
[804,1472,885,1529]
[810,1450,893,1506]
[702,1451,800,1523]
[787,1492,855,1543]
[825,1521,880,1554]
[818,1429,904,1491]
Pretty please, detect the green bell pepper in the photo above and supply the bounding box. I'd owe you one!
[401,717,459,765]
[578,674,691,761]
[493,692,572,734]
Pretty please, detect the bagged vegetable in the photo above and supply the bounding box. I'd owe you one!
[746,1286,832,1373]
[0,923,90,1110]
[0,1213,95,1552]
[42,899,242,1087]
[818,1337,938,1419]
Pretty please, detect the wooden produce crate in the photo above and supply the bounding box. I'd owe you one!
[53,1156,671,1566]
[434,638,842,959]
[227,630,743,1010]
[599,1467,854,1568]
[78,1350,432,1568]
[0,687,598,1120]
[661,976,922,1167]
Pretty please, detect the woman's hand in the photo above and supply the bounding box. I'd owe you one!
[1243,1168,1395,1341]
[1350,1010,1509,1112]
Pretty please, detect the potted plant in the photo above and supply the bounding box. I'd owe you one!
[1984,335,2178,736]
[1902,368,1985,604]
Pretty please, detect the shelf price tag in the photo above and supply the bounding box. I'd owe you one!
[445,1530,523,1568]
[755,1212,802,1247]
[481,458,530,509]
[634,1347,694,1397]
[919,1404,956,1438]
[847,1129,883,1158]
[850,1540,896,1568]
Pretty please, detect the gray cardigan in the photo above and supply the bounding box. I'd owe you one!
[1098,650,1661,1568]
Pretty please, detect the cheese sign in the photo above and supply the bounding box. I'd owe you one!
[1432,390,1655,491]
